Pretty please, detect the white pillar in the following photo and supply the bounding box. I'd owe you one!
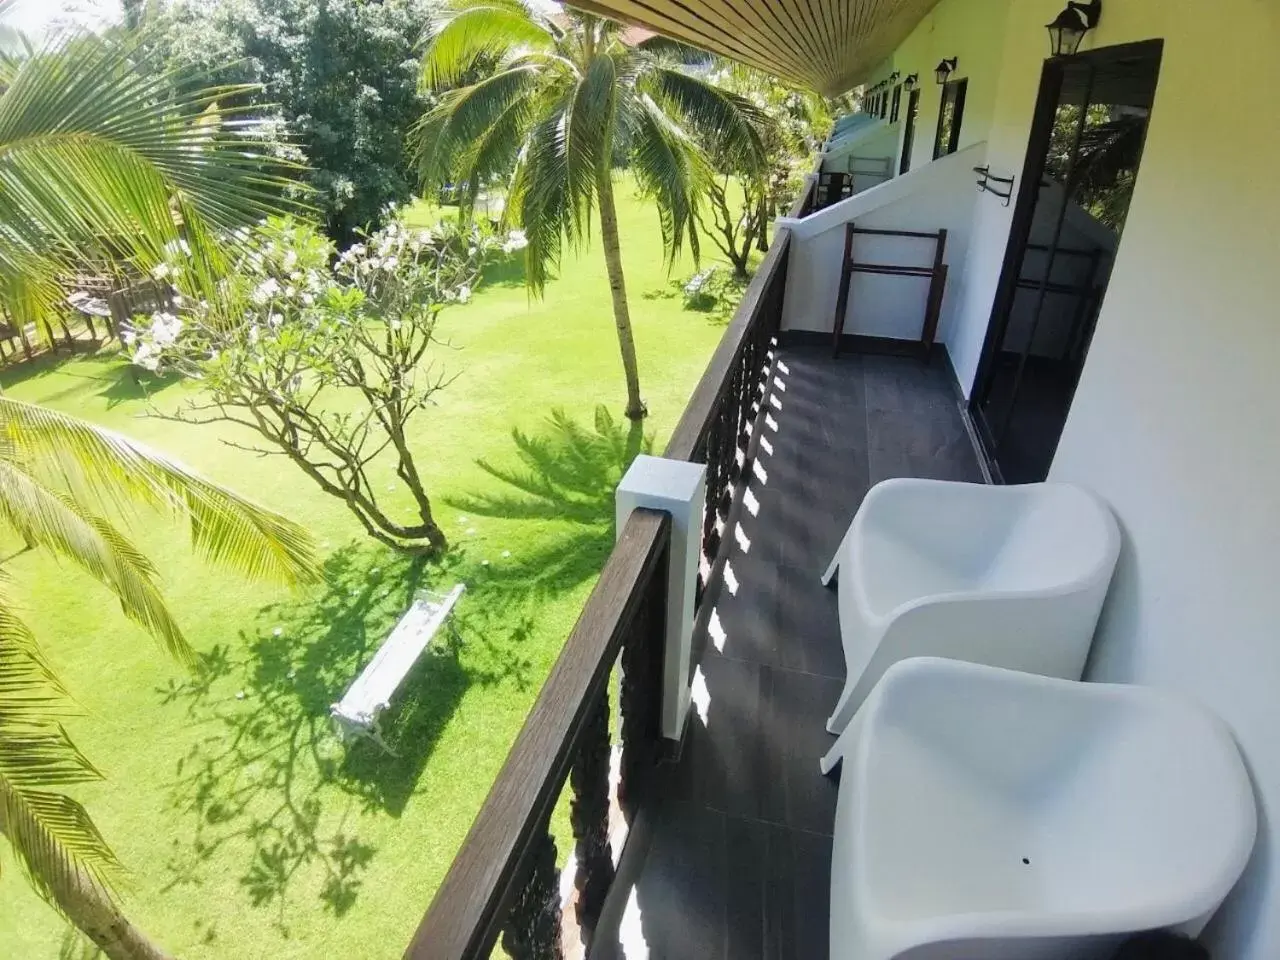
[615,455,706,743]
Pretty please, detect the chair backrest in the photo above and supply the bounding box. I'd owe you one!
[981,484,1119,594]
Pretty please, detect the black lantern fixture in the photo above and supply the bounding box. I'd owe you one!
[889,71,901,83]
[934,58,957,85]
[904,73,919,91]
[1046,0,1101,57]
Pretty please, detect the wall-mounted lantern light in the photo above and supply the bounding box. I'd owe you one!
[904,73,919,91]
[1046,0,1101,57]
[934,58,957,85]
[889,71,901,83]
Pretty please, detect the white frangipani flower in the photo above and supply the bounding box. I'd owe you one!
[251,277,281,305]
[133,342,160,371]
[149,311,184,346]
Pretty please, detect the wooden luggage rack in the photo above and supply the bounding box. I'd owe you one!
[831,222,948,358]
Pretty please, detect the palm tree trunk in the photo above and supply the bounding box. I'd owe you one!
[0,832,170,960]
[56,879,172,960]
[595,169,647,420]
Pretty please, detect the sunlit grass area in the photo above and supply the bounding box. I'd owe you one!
[0,176,736,959]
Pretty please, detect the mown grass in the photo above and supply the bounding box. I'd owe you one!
[0,176,737,959]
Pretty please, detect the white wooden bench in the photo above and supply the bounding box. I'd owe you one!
[330,583,465,752]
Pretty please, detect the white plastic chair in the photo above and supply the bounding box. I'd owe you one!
[821,479,1120,735]
[826,658,1255,960]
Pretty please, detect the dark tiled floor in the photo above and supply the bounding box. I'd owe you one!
[591,346,982,960]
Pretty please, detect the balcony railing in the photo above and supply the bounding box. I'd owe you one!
[405,175,816,960]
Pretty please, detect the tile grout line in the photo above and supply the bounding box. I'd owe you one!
[706,647,845,682]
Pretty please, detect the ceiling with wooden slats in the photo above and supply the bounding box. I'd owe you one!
[568,0,944,96]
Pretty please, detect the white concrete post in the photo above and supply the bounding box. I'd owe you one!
[615,455,706,743]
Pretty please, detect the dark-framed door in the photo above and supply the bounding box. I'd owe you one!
[970,40,1163,484]
[933,77,968,159]
[899,88,920,174]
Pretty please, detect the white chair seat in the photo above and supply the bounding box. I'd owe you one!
[822,479,1120,735]
[828,658,1256,960]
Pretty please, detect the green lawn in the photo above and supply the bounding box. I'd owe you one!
[0,177,732,959]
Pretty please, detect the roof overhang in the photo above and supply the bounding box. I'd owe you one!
[567,0,944,96]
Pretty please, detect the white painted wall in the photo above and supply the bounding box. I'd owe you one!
[887,0,1015,173]
[792,2,1280,955]
[1041,4,1280,958]
[778,142,985,343]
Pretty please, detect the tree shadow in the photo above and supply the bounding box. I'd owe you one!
[97,364,183,409]
[639,269,752,326]
[445,406,652,603]
[0,347,183,409]
[0,344,100,390]
[640,284,679,302]
[155,406,648,931]
[156,544,531,930]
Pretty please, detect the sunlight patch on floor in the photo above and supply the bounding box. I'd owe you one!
[690,664,711,727]
[619,885,650,960]
[708,607,727,653]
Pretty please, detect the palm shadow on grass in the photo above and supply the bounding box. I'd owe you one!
[445,405,651,601]
[154,405,648,937]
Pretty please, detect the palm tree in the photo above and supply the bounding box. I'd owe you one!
[0,27,296,330]
[415,0,767,420]
[0,401,319,960]
[0,25,318,960]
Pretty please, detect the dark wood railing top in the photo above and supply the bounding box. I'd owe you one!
[404,508,671,960]
[663,176,814,461]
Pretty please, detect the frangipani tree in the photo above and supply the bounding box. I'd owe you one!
[415,0,768,420]
[131,217,505,555]
[690,60,825,277]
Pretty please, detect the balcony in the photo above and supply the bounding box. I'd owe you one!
[407,177,983,960]
[589,346,983,960]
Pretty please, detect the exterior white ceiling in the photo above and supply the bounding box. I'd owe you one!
[568,0,944,95]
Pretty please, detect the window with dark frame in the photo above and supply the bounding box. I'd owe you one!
[932,77,968,159]
[890,85,902,123]
[900,88,920,174]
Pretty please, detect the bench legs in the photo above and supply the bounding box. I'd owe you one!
[332,712,399,756]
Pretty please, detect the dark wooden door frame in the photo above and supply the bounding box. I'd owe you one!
[899,88,921,174]
[967,39,1165,473]
[932,77,968,160]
